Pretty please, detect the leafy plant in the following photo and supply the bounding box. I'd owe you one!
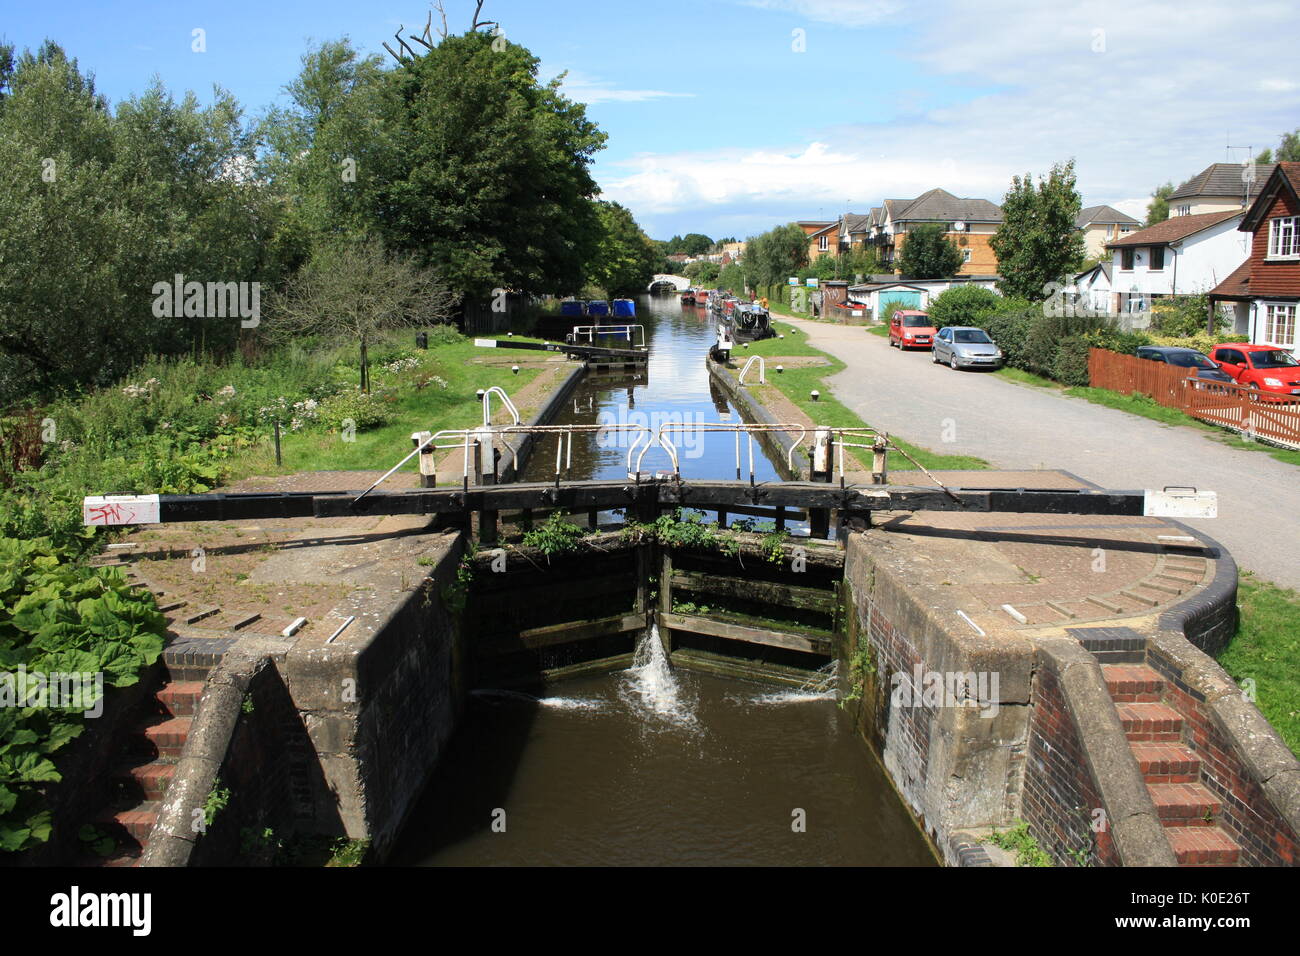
[78,823,116,858]
[0,536,167,854]
[521,513,589,556]
[985,819,1054,867]
[203,778,231,827]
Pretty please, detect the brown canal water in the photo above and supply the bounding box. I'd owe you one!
[389,295,937,866]
[390,655,936,866]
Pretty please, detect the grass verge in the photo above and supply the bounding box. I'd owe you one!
[994,369,1300,468]
[1218,572,1300,757]
[738,325,988,472]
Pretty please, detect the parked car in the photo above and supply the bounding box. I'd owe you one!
[932,327,1003,370]
[1134,346,1234,384]
[889,310,936,350]
[1208,344,1300,396]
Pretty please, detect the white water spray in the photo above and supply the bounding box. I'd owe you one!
[742,661,839,706]
[620,623,698,728]
[471,687,606,712]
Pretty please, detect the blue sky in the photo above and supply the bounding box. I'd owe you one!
[6,1,1299,240]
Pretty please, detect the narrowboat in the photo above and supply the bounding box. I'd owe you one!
[723,302,775,342]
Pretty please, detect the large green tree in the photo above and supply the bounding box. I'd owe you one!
[374,30,606,300]
[0,42,269,402]
[990,160,1086,301]
[589,201,659,296]
[895,224,963,279]
[256,39,390,270]
[1146,181,1174,226]
[745,223,809,287]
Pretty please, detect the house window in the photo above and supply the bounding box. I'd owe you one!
[818,235,828,252]
[1268,216,1299,259]
[1120,248,1134,270]
[1175,204,1191,216]
[1149,246,1165,270]
[1265,304,1298,347]
[961,249,971,263]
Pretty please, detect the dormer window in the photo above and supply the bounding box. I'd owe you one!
[1268,216,1299,259]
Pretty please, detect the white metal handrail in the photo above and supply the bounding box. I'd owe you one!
[738,355,765,385]
[482,386,521,428]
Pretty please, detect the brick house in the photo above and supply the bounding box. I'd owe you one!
[1207,162,1300,354]
[798,220,838,264]
[860,189,1003,275]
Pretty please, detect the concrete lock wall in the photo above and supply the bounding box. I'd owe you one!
[279,529,468,857]
[839,533,1034,856]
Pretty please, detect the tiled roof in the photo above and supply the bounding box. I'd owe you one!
[892,188,1003,224]
[1076,261,1113,282]
[1168,162,1275,202]
[1076,204,1140,228]
[841,213,872,233]
[1240,162,1300,232]
[1106,209,1242,248]
[1207,259,1253,300]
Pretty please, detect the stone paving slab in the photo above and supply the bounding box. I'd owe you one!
[856,469,1219,639]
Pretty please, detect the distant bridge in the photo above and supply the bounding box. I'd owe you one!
[649,274,690,292]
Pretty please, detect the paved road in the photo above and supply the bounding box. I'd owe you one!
[782,317,1300,591]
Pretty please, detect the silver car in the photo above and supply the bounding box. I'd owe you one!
[933,326,1003,370]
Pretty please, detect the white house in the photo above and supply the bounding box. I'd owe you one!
[1071,261,1112,314]
[1105,210,1251,317]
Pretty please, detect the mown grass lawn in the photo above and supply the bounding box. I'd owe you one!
[225,336,544,478]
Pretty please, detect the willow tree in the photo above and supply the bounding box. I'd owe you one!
[272,238,458,392]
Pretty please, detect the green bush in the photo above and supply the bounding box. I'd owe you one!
[1148,331,1248,354]
[926,285,1002,328]
[316,387,394,431]
[1052,335,1094,386]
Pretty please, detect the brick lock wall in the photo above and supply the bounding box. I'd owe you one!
[864,601,932,807]
[1022,666,1118,866]
[1147,646,1299,866]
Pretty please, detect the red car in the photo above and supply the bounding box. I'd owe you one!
[1208,344,1300,396]
[889,310,936,350]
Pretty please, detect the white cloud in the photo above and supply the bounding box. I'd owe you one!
[604,0,1300,227]
[547,67,693,105]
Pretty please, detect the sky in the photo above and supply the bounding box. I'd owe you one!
[5,0,1298,241]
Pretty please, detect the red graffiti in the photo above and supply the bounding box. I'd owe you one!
[87,502,135,525]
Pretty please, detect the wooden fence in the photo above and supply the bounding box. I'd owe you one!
[1088,348,1300,449]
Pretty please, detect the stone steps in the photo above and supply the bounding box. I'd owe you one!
[80,672,203,867]
[1100,663,1241,867]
